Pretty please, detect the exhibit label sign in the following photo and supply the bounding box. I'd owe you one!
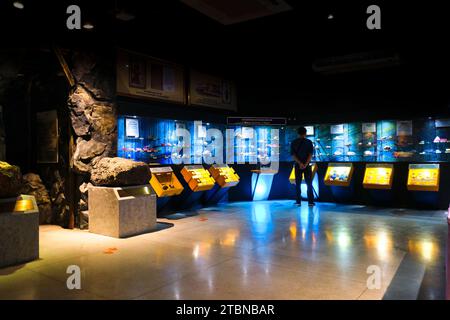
[125,118,139,138]
[116,49,185,104]
[305,126,315,136]
[362,122,376,133]
[227,117,287,125]
[189,70,237,111]
[330,124,344,135]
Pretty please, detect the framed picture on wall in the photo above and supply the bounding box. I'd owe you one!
[36,110,58,164]
[397,120,413,136]
[117,49,186,104]
[128,55,146,89]
[189,69,237,111]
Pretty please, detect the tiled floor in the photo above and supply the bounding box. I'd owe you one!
[0,201,447,300]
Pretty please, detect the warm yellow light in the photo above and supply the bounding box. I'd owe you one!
[13,199,34,212]
[325,230,334,243]
[289,222,297,240]
[408,240,438,262]
[221,229,239,246]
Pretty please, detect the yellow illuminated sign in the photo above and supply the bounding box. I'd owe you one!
[407,164,439,192]
[150,167,184,197]
[363,163,394,189]
[289,163,318,185]
[181,165,216,192]
[209,165,240,188]
[324,163,354,187]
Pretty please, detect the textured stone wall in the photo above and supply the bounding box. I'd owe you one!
[67,51,117,227]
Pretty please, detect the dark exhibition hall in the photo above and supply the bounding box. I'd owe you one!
[0,0,449,309]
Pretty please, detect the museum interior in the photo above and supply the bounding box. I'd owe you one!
[0,0,449,301]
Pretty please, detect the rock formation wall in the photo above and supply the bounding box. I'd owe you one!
[21,173,52,224]
[67,51,117,227]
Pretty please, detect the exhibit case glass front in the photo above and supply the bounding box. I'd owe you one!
[118,116,450,164]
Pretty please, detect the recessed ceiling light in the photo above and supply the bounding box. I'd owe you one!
[13,1,24,9]
[82,22,94,30]
[328,14,334,20]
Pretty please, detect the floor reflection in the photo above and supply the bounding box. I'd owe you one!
[0,200,446,300]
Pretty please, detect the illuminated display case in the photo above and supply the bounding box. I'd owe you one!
[324,163,354,186]
[363,163,394,189]
[149,166,184,197]
[289,163,318,185]
[118,115,450,164]
[181,165,216,192]
[285,118,450,163]
[407,164,440,192]
[208,164,240,188]
[228,125,281,164]
[118,116,226,165]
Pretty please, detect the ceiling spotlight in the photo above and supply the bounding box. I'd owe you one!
[82,21,95,30]
[327,14,334,20]
[13,1,24,9]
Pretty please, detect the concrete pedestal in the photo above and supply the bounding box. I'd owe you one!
[0,195,39,268]
[88,185,157,238]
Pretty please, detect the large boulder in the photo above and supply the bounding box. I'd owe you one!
[0,161,22,198]
[90,157,151,187]
[21,173,52,224]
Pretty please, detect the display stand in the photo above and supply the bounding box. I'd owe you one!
[180,165,215,192]
[0,195,39,268]
[89,185,157,238]
[251,169,277,201]
[150,166,184,197]
[209,164,240,188]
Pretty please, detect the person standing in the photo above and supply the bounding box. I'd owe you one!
[290,127,315,206]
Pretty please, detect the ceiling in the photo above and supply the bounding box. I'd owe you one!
[1,0,449,119]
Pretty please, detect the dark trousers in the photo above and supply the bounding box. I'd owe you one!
[294,163,314,204]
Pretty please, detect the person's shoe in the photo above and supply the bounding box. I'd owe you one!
[308,202,315,207]
[294,201,301,206]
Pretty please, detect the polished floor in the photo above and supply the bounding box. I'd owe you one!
[0,200,447,300]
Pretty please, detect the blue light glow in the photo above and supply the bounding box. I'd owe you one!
[252,173,274,201]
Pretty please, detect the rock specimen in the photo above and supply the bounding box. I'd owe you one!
[0,161,22,198]
[21,173,52,224]
[90,157,151,187]
[79,181,93,202]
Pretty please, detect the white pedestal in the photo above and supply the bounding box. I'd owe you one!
[0,195,39,268]
[88,185,157,238]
